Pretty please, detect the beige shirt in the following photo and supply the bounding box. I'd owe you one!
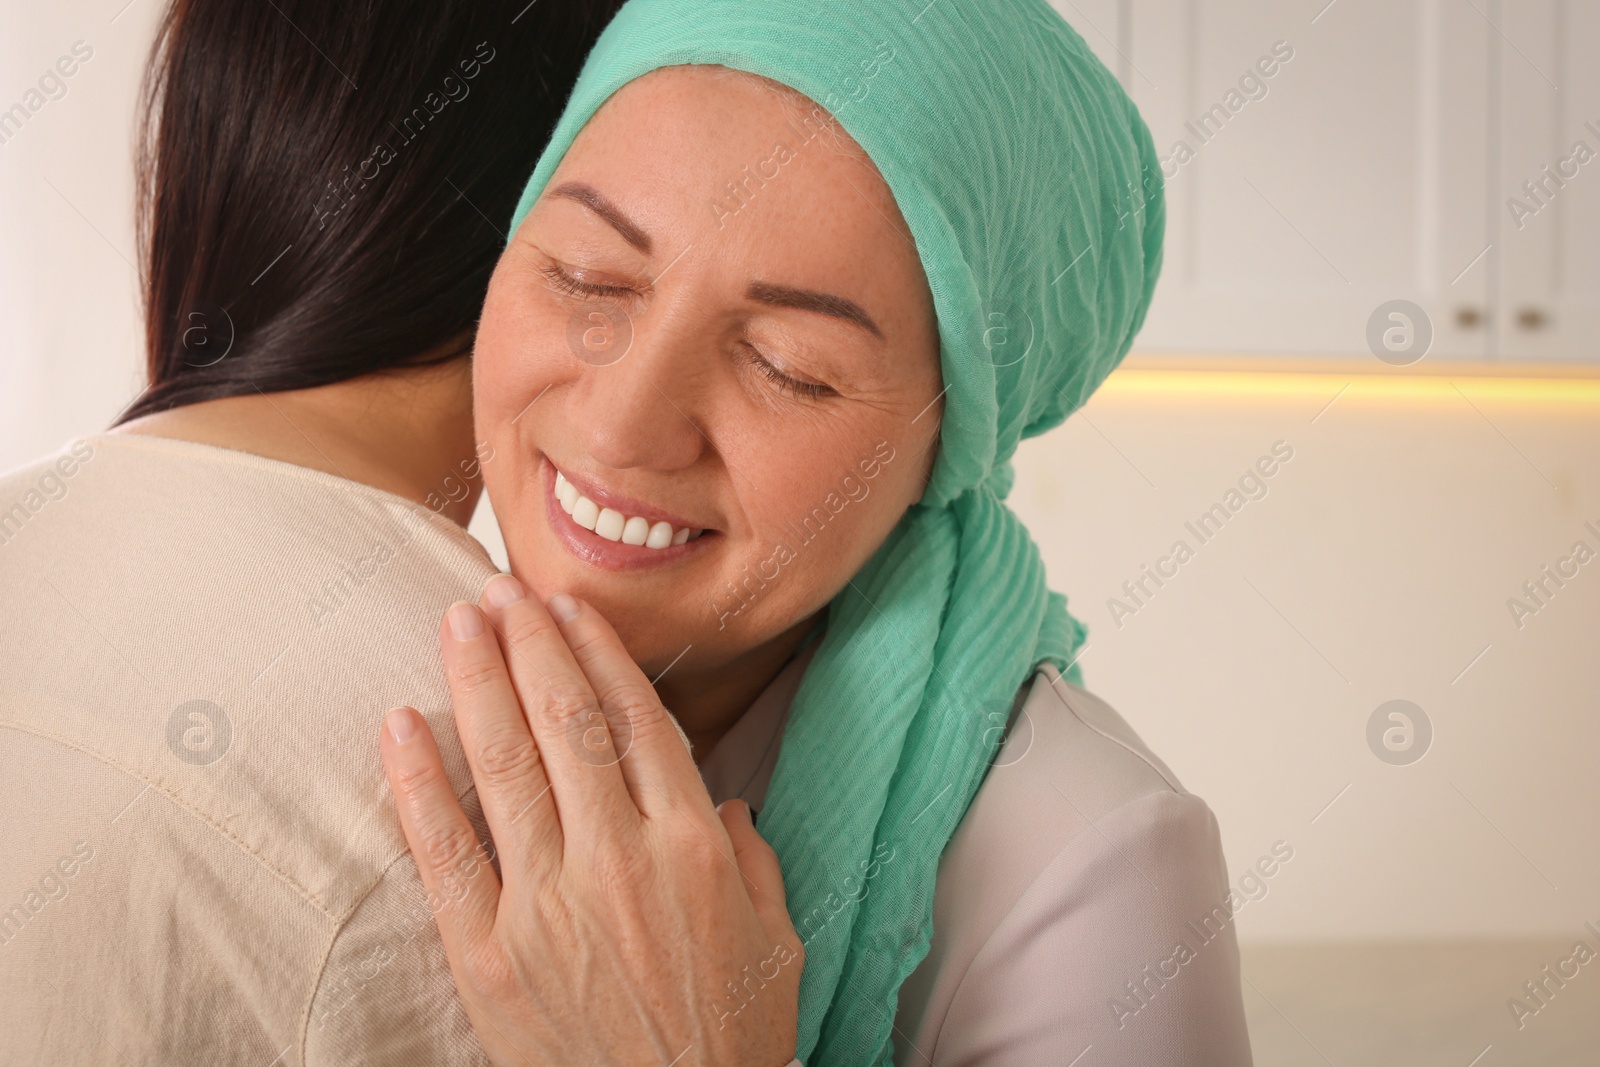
[0,435,1250,1066]
[1,435,499,1066]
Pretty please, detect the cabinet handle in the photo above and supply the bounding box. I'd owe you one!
[1456,306,1484,330]
[1516,307,1548,330]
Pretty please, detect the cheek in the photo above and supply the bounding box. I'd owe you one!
[471,282,582,566]
[474,284,567,428]
[715,415,920,627]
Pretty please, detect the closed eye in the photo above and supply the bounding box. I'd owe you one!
[539,259,833,400]
[539,261,640,302]
[738,343,835,401]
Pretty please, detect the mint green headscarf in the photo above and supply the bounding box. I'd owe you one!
[507,2,1163,1062]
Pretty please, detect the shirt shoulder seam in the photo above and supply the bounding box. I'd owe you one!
[1038,665,1188,795]
[299,782,486,1063]
[0,719,339,920]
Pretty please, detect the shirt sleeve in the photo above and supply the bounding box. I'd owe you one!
[920,789,1253,1067]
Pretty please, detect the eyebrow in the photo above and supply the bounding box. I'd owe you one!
[746,281,884,340]
[548,181,652,254]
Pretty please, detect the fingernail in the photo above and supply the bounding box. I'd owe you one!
[483,573,526,609]
[547,593,580,623]
[447,602,484,640]
[386,706,420,744]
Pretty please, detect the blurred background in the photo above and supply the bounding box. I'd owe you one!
[3,1,1596,1063]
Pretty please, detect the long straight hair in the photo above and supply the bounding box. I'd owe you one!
[120,0,622,422]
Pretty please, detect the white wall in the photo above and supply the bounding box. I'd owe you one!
[1011,364,1599,939]
[1,0,159,465]
[4,1,1596,942]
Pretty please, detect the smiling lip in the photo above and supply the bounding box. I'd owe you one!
[541,457,715,571]
[551,460,706,532]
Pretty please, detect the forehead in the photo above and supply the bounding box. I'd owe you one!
[541,66,927,318]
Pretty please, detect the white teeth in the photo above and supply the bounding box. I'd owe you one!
[645,521,674,549]
[594,508,624,541]
[554,470,701,550]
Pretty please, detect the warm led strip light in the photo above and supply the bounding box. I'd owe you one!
[1095,356,1600,404]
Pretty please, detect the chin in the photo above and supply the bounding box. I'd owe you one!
[503,531,690,665]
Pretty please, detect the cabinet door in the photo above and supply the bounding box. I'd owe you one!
[1046,0,1505,360]
[1494,0,1600,363]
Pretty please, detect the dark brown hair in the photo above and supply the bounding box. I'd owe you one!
[119,0,621,422]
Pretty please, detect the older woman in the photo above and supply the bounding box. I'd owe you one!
[382,0,1252,1065]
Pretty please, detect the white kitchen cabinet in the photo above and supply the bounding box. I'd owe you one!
[1046,0,1599,362]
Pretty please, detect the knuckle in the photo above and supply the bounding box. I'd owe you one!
[416,820,480,879]
[562,623,612,660]
[603,683,676,754]
[391,754,448,801]
[565,627,632,677]
[445,656,503,696]
[539,681,600,728]
[500,609,559,650]
[475,732,542,786]
[609,683,666,731]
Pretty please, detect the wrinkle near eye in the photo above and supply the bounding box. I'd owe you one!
[743,320,847,391]
[736,343,833,401]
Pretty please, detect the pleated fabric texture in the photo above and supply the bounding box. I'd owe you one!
[506,2,1164,1062]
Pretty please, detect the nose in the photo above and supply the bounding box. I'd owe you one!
[564,303,708,473]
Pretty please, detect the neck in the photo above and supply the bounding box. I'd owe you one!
[115,358,482,526]
[656,610,821,763]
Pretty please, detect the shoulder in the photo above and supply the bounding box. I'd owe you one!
[1010,664,1192,803]
[941,666,1210,908]
[1,433,493,581]
[930,666,1221,954]
[894,668,1251,1065]
[1,432,498,916]
[0,437,99,547]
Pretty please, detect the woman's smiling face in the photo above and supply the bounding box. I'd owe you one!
[473,65,942,675]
